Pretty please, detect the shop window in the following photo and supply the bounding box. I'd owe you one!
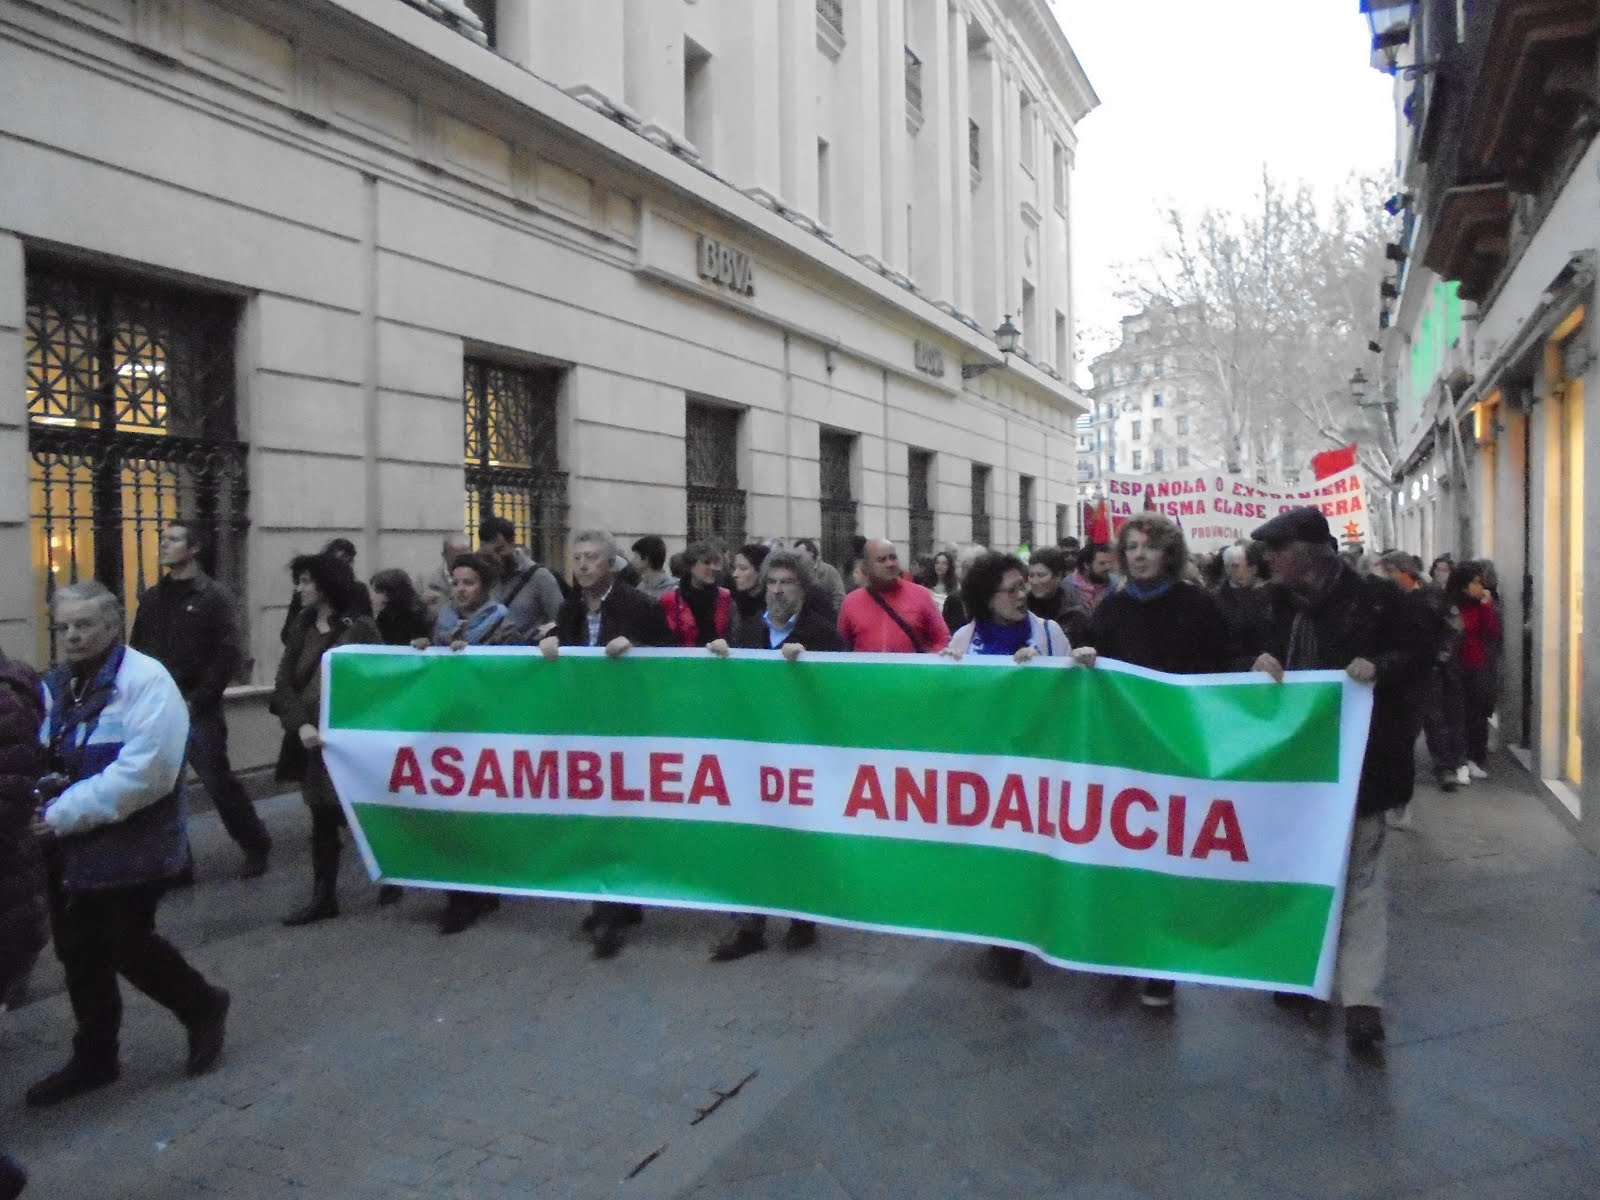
[686,401,745,550]
[908,448,935,559]
[1018,474,1036,548]
[819,429,858,572]
[971,463,992,546]
[464,359,567,570]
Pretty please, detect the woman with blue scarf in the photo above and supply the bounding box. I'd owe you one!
[411,552,507,933]
[944,551,1077,989]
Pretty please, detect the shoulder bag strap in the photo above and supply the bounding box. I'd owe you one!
[866,588,925,654]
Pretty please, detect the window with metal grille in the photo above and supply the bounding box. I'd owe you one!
[908,448,935,560]
[1018,474,1036,548]
[463,359,568,571]
[26,266,247,663]
[818,429,858,572]
[1056,503,1069,545]
[971,463,992,547]
[685,401,745,551]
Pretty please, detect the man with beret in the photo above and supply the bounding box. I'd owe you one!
[1248,507,1435,1056]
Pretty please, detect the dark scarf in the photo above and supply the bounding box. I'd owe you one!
[679,580,721,644]
[1285,561,1344,670]
[733,586,764,624]
[1122,579,1174,602]
[970,617,1033,657]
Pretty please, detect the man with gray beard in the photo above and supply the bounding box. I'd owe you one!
[705,550,844,960]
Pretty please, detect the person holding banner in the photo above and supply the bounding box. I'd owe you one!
[278,554,383,928]
[1081,513,1230,1009]
[539,530,673,959]
[942,551,1080,989]
[1249,507,1435,1055]
[1025,547,1090,647]
[704,549,845,961]
[837,540,950,654]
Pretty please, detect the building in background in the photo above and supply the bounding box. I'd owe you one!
[3,0,1096,778]
[1085,302,1212,484]
[1363,0,1597,840]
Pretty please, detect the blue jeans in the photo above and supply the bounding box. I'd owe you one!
[188,708,271,857]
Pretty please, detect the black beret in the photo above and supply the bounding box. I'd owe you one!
[1251,506,1337,550]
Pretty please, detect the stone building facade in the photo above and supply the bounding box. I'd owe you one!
[2,0,1096,776]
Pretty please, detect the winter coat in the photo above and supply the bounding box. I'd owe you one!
[128,571,242,712]
[491,548,565,642]
[948,613,1070,659]
[0,658,46,995]
[730,604,847,653]
[1260,565,1436,815]
[661,585,733,647]
[274,609,381,804]
[1087,581,1231,676]
[40,645,190,891]
[552,582,674,649]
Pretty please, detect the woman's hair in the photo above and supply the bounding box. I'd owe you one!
[1114,514,1189,582]
[685,541,723,567]
[289,552,365,616]
[959,551,1029,624]
[1445,561,1484,602]
[370,568,426,616]
[932,548,957,583]
[1029,547,1070,579]
[735,542,770,574]
[448,552,501,593]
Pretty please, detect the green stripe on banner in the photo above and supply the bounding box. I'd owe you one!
[353,806,1334,985]
[329,653,1341,784]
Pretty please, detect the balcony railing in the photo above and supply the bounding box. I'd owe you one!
[905,47,923,121]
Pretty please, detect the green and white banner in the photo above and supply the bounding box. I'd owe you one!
[321,647,1373,997]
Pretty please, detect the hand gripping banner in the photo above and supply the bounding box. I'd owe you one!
[321,647,1374,997]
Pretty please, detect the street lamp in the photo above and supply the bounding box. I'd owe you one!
[962,315,1022,379]
[1349,367,1369,405]
[1351,367,1397,442]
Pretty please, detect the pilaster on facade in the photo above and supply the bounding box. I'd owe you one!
[833,0,886,258]
[777,0,821,220]
[502,0,626,115]
[877,0,911,275]
[623,0,688,153]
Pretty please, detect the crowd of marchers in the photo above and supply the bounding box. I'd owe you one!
[0,502,1504,1193]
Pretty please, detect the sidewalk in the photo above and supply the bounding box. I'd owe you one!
[3,759,1597,1199]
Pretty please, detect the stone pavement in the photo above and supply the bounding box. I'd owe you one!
[2,758,1597,1200]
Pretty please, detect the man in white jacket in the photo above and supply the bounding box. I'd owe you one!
[26,580,229,1107]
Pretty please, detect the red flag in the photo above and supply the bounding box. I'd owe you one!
[1088,499,1111,544]
[1143,486,1157,512]
[1311,443,1358,480]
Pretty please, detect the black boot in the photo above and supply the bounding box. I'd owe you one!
[0,1150,26,1200]
[281,875,338,926]
[439,892,481,935]
[25,1055,119,1107]
[185,987,230,1076]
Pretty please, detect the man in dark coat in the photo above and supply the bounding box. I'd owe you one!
[131,524,271,878]
[539,530,672,959]
[1249,507,1435,1054]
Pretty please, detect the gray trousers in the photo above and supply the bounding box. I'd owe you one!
[1335,814,1388,1009]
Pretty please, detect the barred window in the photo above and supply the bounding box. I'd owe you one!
[907,449,935,560]
[685,401,745,551]
[1018,474,1036,549]
[27,266,247,662]
[463,359,567,569]
[971,463,992,547]
[819,429,858,573]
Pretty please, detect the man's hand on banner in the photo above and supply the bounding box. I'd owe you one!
[1071,647,1098,668]
[299,722,323,750]
[605,637,633,658]
[780,642,805,662]
[1252,653,1285,683]
[538,636,560,661]
[707,639,731,658]
[1345,657,1377,683]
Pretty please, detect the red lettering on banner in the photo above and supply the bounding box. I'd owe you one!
[1192,800,1249,861]
[759,766,784,803]
[649,752,684,802]
[430,747,465,796]
[1035,778,1058,838]
[687,755,730,806]
[610,752,643,802]
[1110,787,1159,850]
[789,768,814,806]
[844,765,889,820]
[895,768,939,823]
[389,747,425,794]
[512,750,558,798]
[991,774,1034,833]
[468,749,507,798]
[1165,794,1187,856]
[1059,782,1103,844]
[568,751,602,800]
[947,771,989,826]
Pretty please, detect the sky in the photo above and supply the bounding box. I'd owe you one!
[1050,1,1397,373]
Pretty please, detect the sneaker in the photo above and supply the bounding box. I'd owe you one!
[186,987,230,1076]
[782,920,819,952]
[25,1057,120,1107]
[1466,761,1489,780]
[1455,765,1473,786]
[1139,979,1176,1008]
[1345,1004,1386,1052]
[709,928,767,962]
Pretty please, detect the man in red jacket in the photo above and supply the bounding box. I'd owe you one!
[837,540,949,654]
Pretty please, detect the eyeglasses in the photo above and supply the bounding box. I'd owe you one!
[993,583,1028,597]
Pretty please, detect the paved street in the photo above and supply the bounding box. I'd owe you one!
[3,758,1597,1200]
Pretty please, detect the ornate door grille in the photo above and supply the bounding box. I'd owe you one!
[26,267,247,661]
[970,463,992,547]
[908,449,935,560]
[818,429,857,572]
[463,359,568,570]
[685,402,745,550]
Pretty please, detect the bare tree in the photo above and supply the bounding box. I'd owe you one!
[1118,171,1397,510]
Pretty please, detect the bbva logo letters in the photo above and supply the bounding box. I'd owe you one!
[697,235,756,297]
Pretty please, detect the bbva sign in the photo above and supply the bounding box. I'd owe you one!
[697,235,756,297]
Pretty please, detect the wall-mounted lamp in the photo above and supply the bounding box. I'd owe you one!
[1380,279,1400,300]
[961,314,1022,379]
[1384,242,1407,263]
[1383,192,1413,216]
[1367,339,1383,354]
